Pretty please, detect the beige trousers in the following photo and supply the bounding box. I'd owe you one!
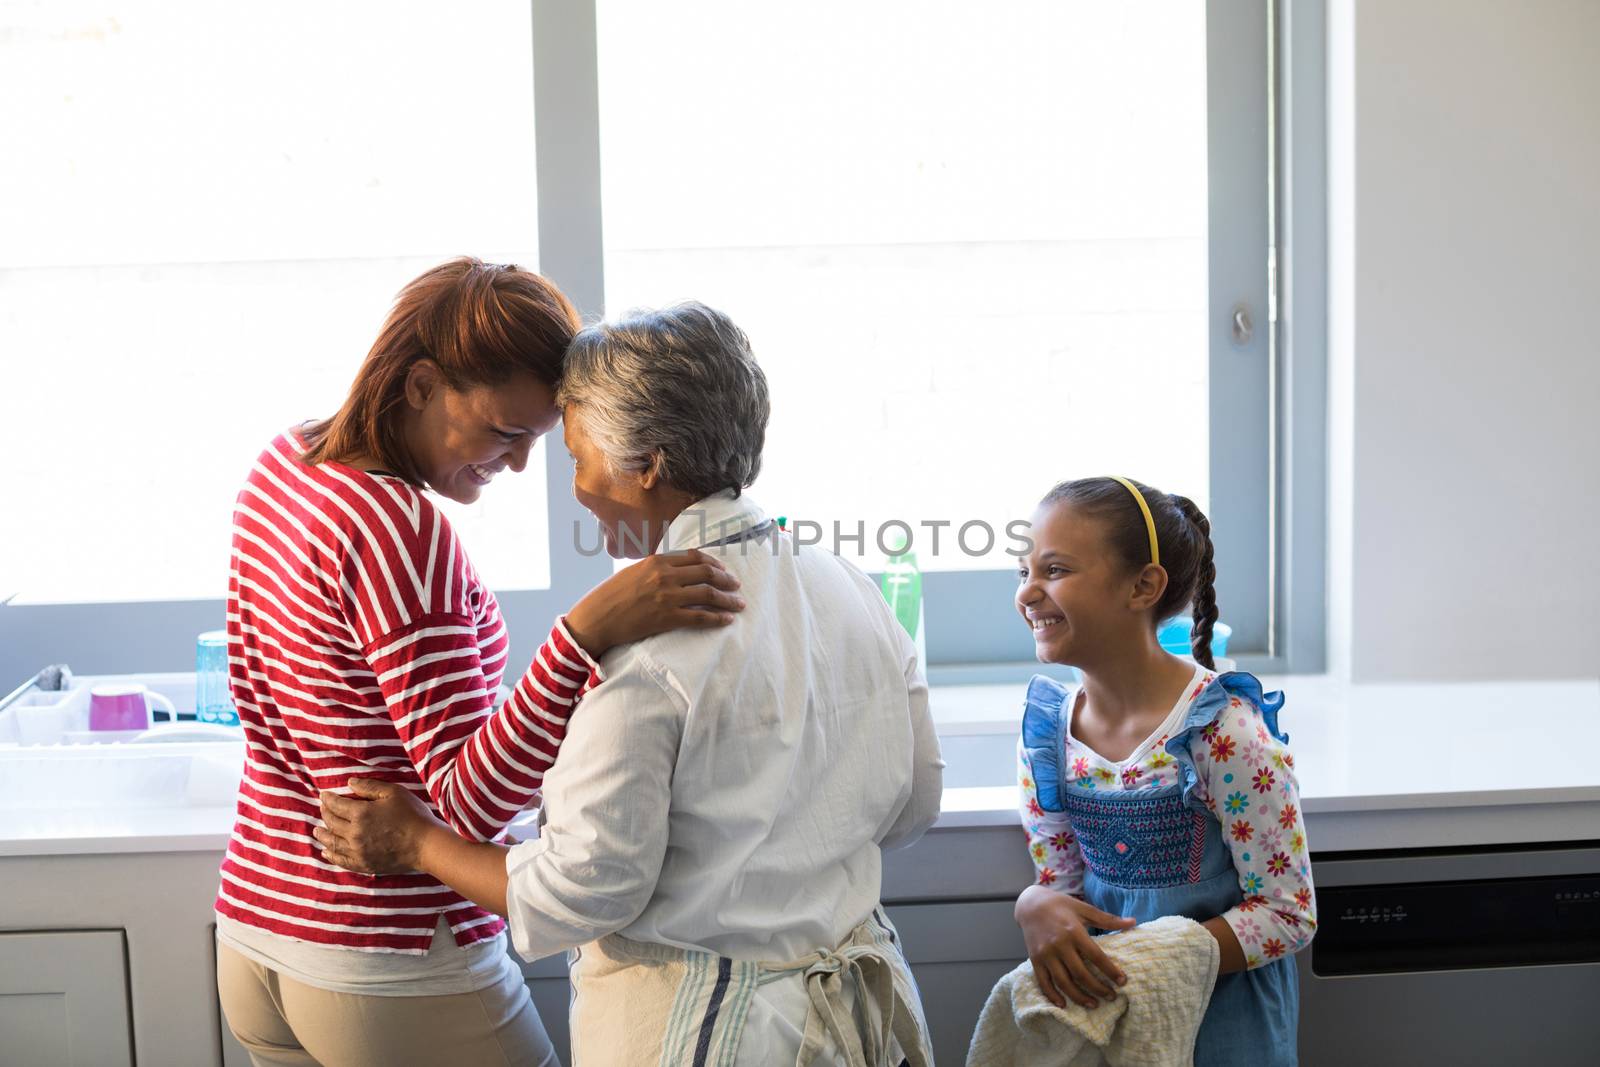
[217,942,560,1067]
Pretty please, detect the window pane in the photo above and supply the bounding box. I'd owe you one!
[597,0,1208,571]
[1,0,548,603]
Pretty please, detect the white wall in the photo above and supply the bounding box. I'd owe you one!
[1326,0,1600,681]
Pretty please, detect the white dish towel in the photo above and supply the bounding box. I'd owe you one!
[966,915,1220,1067]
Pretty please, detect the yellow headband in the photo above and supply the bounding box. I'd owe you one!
[1110,477,1160,567]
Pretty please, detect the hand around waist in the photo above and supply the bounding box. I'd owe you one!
[316,778,442,875]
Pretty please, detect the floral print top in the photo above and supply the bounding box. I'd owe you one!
[1020,669,1318,969]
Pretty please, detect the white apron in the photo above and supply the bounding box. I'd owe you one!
[567,908,935,1067]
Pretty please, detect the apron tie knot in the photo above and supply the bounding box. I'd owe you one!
[788,942,903,1067]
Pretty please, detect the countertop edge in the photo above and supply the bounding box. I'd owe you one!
[10,791,1600,858]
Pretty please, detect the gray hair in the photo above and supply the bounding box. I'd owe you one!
[556,302,770,499]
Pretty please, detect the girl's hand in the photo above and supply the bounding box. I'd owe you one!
[1014,884,1135,1009]
[316,778,444,875]
[565,549,745,659]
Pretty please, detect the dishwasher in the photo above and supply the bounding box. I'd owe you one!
[1297,841,1600,1064]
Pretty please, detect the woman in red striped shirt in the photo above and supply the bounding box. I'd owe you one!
[215,258,744,1067]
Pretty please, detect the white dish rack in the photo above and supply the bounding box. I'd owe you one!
[0,672,205,746]
[0,673,244,812]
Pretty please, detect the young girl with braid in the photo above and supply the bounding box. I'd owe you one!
[1012,477,1312,1064]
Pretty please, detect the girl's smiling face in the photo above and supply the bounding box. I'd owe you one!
[1016,500,1160,666]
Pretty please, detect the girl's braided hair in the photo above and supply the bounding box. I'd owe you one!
[1040,478,1219,668]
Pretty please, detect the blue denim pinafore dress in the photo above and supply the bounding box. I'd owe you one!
[1021,672,1300,1066]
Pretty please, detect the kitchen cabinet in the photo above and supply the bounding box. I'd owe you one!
[887,901,1027,1067]
[0,930,133,1067]
[1,850,233,1067]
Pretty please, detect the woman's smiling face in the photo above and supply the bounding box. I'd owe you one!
[405,365,561,505]
[1016,501,1143,666]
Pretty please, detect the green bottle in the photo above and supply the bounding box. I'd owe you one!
[879,530,927,671]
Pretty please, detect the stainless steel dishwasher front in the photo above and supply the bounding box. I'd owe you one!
[1296,843,1600,1065]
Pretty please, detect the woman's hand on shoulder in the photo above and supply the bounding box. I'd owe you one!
[565,549,745,659]
[1014,883,1134,1009]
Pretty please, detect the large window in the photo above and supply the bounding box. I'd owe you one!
[0,0,550,604]
[596,0,1209,574]
[1,0,1283,678]
[585,0,1272,667]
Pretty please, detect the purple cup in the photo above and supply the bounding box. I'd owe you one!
[89,684,176,732]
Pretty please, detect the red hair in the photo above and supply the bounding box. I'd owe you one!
[300,257,580,486]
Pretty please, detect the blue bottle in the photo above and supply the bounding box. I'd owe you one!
[196,630,239,726]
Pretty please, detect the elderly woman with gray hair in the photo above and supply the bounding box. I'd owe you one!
[317,302,945,1065]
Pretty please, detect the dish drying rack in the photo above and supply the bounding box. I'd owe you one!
[0,669,206,746]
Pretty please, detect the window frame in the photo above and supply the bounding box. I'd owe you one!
[549,0,1328,679]
[562,0,1325,680]
[0,0,1327,684]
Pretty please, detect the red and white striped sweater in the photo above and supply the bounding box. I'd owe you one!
[217,431,599,953]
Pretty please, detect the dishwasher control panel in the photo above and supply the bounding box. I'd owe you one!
[1312,870,1600,976]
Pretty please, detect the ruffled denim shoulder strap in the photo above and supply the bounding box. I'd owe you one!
[1162,671,1287,811]
[1021,674,1074,813]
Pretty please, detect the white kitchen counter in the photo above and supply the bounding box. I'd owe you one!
[928,673,1600,849]
[0,805,239,856]
[4,674,1598,856]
